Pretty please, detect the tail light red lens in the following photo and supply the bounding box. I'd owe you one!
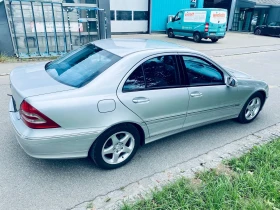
[20,100,60,129]
[205,23,209,32]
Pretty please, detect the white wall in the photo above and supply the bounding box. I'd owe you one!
[110,0,149,33]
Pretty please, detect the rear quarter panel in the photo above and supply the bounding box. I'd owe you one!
[25,56,152,135]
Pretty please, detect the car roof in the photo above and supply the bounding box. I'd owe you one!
[93,38,188,57]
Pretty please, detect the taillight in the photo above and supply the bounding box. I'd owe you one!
[20,100,60,129]
[205,23,209,32]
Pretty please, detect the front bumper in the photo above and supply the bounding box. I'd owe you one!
[9,100,105,159]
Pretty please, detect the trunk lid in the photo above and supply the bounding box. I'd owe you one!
[10,62,75,110]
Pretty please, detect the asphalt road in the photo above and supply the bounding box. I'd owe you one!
[0,33,280,210]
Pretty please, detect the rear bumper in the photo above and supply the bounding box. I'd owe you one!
[9,100,105,159]
[202,32,225,39]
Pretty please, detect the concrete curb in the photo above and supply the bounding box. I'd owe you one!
[71,123,280,210]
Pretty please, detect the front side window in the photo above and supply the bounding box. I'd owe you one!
[174,12,182,21]
[45,44,121,88]
[182,56,224,86]
[123,55,180,92]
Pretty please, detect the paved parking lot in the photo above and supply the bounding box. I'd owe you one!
[0,32,280,210]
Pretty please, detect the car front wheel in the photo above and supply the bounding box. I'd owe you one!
[168,29,175,38]
[89,124,140,169]
[237,92,264,124]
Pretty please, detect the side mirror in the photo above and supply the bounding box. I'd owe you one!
[226,77,237,87]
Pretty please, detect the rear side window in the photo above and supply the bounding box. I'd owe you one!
[123,55,180,92]
[143,56,179,88]
[45,44,121,88]
[122,66,145,92]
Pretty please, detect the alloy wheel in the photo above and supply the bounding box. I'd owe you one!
[101,131,135,164]
[245,97,261,120]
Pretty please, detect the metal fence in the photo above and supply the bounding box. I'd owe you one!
[4,0,107,58]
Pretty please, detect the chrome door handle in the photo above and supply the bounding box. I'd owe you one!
[132,97,150,104]
[190,92,203,97]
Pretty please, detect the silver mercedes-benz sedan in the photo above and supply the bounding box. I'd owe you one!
[9,39,269,169]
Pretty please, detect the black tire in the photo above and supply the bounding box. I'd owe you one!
[89,124,140,169]
[167,29,175,38]
[193,32,201,43]
[211,38,218,43]
[254,28,262,35]
[237,92,264,124]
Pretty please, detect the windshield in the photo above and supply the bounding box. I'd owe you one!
[45,44,121,88]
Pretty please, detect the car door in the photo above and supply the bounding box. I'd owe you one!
[267,22,277,35]
[117,54,189,137]
[178,55,240,128]
[173,11,184,36]
[275,22,280,36]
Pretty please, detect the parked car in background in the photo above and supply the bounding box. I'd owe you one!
[167,8,227,43]
[9,39,268,169]
[254,22,280,37]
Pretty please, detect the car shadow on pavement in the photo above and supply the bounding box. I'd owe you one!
[174,36,217,44]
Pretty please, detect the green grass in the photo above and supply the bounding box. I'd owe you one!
[122,139,280,210]
[0,53,58,63]
[0,53,18,63]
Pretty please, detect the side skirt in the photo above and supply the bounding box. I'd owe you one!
[144,114,238,144]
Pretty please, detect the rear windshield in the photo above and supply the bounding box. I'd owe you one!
[45,44,121,88]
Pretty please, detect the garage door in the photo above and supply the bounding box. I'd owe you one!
[110,0,149,33]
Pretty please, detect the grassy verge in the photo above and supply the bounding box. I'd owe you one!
[0,53,58,63]
[122,138,280,210]
[0,54,18,63]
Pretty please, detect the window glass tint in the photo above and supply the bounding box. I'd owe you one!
[174,12,182,21]
[110,10,115,20]
[143,55,179,88]
[182,56,223,86]
[268,22,276,26]
[45,44,121,88]
[134,11,148,20]
[123,66,145,92]
[116,11,132,20]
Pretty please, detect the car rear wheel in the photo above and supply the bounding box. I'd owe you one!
[211,38,218,43]
[193,32,201,43]
[237,92,264,124]
[89,124,140,169]
[254,28,262,35]
[168,29,175,38]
